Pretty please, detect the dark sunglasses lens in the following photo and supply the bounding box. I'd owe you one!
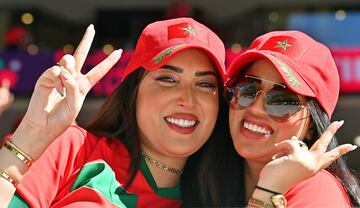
[236,82,257,108]
[265,89,301,120]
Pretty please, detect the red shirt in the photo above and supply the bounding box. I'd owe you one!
[9,126,181,207]
[285,170,351,208]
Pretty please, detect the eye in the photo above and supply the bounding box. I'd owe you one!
[155,76,176,82]
[155,76,178,87]
[266,90,300,105]
[196,81,216,89]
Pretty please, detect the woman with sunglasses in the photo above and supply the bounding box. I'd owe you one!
[0,21,356,207]
[187,30,359,207]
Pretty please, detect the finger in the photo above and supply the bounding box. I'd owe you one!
[272,151,289,160]
[58,54,76,74]
[310,120,344,154]
[51,65,65,96]
[73,24,95,71]
[1,79,11,89]
[85,49,122,87]
[59,69,80,114]
[317,144,357,170]
[274,139,298,154]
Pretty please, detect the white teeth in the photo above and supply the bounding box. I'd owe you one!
[244,121,271,135]
[166,117,196,128]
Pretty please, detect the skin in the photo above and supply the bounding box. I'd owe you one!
[0,79,14,117]
[137,49,219,186]
[229,59,310,165]
[228,58,322,199]
[0,27,357,207]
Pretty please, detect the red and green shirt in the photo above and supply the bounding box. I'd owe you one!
[9,126,182,208]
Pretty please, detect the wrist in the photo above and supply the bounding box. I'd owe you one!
[250,186,287,208]
[11,120,51,160]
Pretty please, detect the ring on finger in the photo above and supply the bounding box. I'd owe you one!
[298,140,308,149]
[55,62,65,69]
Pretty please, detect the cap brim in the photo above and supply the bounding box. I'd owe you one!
[226,50,315,97]
[142,43,226,82]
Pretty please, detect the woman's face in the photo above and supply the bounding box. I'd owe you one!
[136,48,219,159]
[229,59,310,164]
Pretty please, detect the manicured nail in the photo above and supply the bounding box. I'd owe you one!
[58,91,64,97]
[61,69,71,80]
[115,49,123,55]
[290,136,298,141]
[338,120,344,127]
[350,145,358,151]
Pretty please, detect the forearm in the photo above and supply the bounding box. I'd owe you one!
[0,121,51,205]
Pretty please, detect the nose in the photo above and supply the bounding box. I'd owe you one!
[246,90,268,117]
[177,85,195,109]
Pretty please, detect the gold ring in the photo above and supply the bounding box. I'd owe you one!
[298,141,308,149]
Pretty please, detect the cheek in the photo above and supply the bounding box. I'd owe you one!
[228,108,241,140]
[275,118,308,142]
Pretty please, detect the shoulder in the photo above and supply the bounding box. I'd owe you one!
[48,126,129,161]
[285,170,351,208]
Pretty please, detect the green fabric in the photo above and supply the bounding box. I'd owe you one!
[70,162,138,207]
[8,192,30,208]
[140,156,181,200]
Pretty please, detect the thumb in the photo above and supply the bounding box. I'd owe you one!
[59,68,81,113]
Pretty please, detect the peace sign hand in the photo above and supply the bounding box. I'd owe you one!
[13,25,122,160]
[257,121,357,193]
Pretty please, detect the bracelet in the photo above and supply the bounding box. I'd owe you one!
[248,198,273,208]
[3,137,33,167]
[0,169,17,187]
[255,185,281,195]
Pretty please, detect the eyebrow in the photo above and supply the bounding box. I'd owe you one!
[162,65,217,77]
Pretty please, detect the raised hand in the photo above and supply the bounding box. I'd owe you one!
[12,25,122,159]
[258,121,357,193]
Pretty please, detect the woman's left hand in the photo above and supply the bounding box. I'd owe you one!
[257,120,357,193]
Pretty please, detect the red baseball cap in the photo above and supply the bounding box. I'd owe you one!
[226,30,339,118]
[123,17,226,82]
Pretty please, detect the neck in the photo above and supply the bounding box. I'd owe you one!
[245,160,266,200]
[142,151,187,188]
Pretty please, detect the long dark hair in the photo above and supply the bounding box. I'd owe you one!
[181,92,247,207]
[188,99,360,207]
[307,99,360,207]
[85,68,145,189]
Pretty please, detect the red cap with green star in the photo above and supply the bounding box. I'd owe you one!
[123,17,226,82]
[226,30,339,118]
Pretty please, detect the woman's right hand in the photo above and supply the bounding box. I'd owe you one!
[257,121,357,194]
[12,25,122,159]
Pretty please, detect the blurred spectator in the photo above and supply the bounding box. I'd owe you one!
[0,79,14,117]
[165,0,192,18]
[4,24,32,52]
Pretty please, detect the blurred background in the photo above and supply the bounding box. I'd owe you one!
[0,0,359,173]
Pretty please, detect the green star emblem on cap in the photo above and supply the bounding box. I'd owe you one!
[182,25,197,35]
[153,45,184,65]
[269,55,302,87]
[275,39,291,52]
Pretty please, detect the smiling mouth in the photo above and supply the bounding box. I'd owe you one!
[165,117,198,128]
[243,120,272,135]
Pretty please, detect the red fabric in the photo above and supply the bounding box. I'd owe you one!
[226,31,340,118]
[123,17,226,82]
[15,126,181,207]
[285,170,351,208]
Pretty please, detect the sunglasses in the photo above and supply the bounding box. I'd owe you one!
[225,75,308,122]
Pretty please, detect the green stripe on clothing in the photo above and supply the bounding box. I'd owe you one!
[140,156,181,200]
[71,162,138,207]
[8,192,30,208]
